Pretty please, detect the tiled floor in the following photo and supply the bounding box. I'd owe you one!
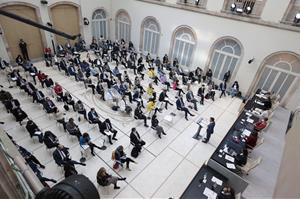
[0,52,243,198]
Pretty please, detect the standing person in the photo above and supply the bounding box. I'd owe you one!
[230,81,239,98]
[19,39,29,60]
[197,84,205,105]
[219,81,227,98]
[223,70,231,83]
[202,117,215,143]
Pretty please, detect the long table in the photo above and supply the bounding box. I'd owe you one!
[181,89,269,197]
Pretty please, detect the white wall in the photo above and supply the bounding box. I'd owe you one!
[261,0,290,22]
[206,0,224,12]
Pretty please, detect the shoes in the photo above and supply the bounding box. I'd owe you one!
[162,132,167,135]
[91,152,95,156]
[108,135,113,145]
[144,124,149,127]
[40,165,45,169]
[190,114,195,117]
[121,177,126,181]
[185,117,188,121]
[126,167,131,171]
[114,186,120,189]
[112,137,118,141]
[80,163,86,166]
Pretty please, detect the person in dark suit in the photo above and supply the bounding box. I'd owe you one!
[17,145,45,168]
[58,59,68,75]
[235,148,248,166]
[62,92,75,111]
[197,84,205,105]
[43,131,59,149]
[25,120,44,143]
[219,81,227,98]
[66,118,82,141]
[19,39,29,60]
[32,89,45,104]
[223,70,231,83]
[43,97,58,114]
[151,114,166,138]
[99,119,118,145]
[186,85,198,111]
[53,144,86,167]
[12,107,28,125]
[88,108,102,129]
[158,89,173,110]
[175,95,195,120]
[5,99,20,113]
[134,103,148,127]
[130,128,145,153]
[202,117,215,143]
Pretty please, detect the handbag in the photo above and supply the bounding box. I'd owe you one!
[113,162,119,170]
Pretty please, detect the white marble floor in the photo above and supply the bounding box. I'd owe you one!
[0,53,243,199]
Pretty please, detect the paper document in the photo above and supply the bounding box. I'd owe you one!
[246,118,254,123]
[35,131,42,135]
[245,112,252,117]
[211,176,223,186]
[225,155,235,162]
[226,163,236,169]
[242,129,252,137]
[203,187,217,199]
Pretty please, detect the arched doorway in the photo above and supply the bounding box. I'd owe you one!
[115,10,131,42]
[140,16,160,56]
[0,4,44,60]
[50,4,80,45]
[92,9,108,40]
[253,52,300,104]
[207,37,242,83]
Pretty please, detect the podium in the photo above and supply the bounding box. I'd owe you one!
[193,117,207,140]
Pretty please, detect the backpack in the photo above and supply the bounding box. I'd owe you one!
[131,146,139,158]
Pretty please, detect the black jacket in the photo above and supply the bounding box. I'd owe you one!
[53,147,70,166]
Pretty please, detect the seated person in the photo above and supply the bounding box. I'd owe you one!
[53,144,86,167]
[67,64,78,80]
[235,148,248,167]
[96,81,105,100]
[25,120,44,143]
[197,84,205,105]
[113,145,136,171]
[97,167,126,189]
[84,77,96,94]
[17,145,45,169]
[32,88,45,104]
[148,68,158,85]
[130,128,146,153]
[5,98,20,113]
[134,103,148,127]
[12,107,28,125]
[254,118,268,131]
[112,65,122,81]
[43,97,59,114]
[262,96,272,110]
[66,118,82,141]
[146,98,159,118]
[75,100,87,121]
[62,92,75,111]
[186,85,198,111]
[217,184,235,199]
[37,71,48,88]
[132,87,144,106]
[77,69,85,82]
[158,89,173,110]
[230,81,239,98]
[44,77,54,89]
[146,83,156,99]
[172,80,185,96]
[80,132,105,156]
[53,82,63,99]
[100,119,118,145]
[246,131,258,149]
[159,72,171,91]
[43,131,59,149]
[151,114,166,138]
[176,95,195,120]
[88,108,102,128]
[119,81,132,103]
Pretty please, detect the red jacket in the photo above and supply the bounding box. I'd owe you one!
[246,134,258,148]
[255,120,267,131]
[54,85,63,95]
[37,73,47,82]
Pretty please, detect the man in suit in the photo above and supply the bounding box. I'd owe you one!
[5,99,20,113]
[186,86,198,111]
[134,103,148,127]
[130,128,146,153]
[202,117,215,143]
[43,97,58,114]
[219,81,227,98]
[32,88,45,104]
[53,145,85,167]
[19,39,29,60]
[176,95,195,120]
[88,108,102,129]
[158,89,173,110]
[197,84,205,105]
[99,119,118,145]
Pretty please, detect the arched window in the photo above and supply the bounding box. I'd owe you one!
[171,27,196,67]
[116,10,131,42]
[209,38,242,80]
[92,9,107,39]
[255,52,300,100]
[141,17,160,55]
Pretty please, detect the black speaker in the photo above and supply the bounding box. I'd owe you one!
[36,175,100,199]
[41,0,48,4]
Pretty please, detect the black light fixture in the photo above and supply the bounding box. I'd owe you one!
[294,13,300,23]
[248,58,255,64]
[195,0,200,6]
[230,3,236,12]
[245,6,252,14]
[40,0,48,4]
[83,17,89,25]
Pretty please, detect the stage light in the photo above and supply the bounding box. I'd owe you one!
[294,13,300,23]
[231,3,236,11]
[245,6,252,14]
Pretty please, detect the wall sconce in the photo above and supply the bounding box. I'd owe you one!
[248,58,255,64]
[40,0,48,5]
[83,18,89,25]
